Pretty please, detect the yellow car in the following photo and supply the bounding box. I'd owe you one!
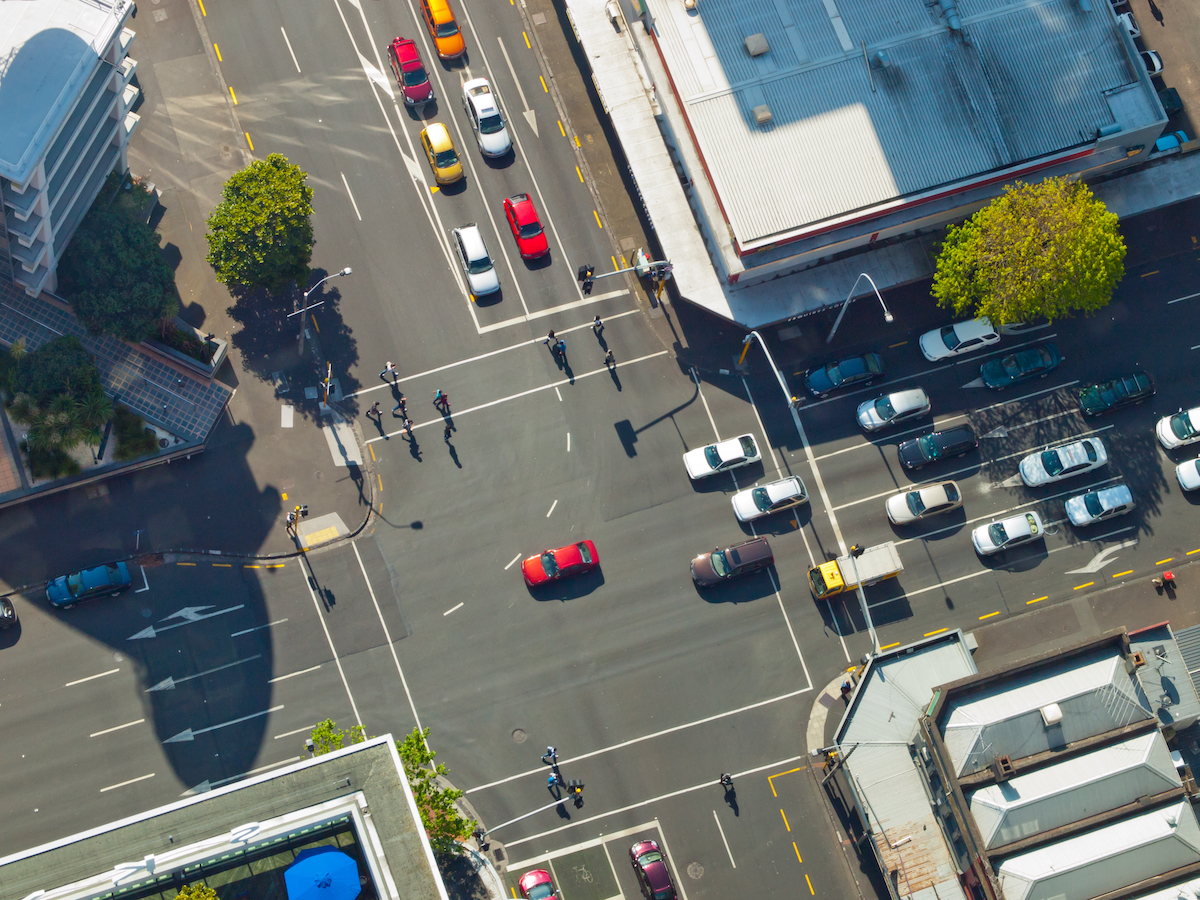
[420,123,464,185]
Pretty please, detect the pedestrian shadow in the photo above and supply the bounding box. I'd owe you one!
[447,440,462,468]
[724,785,739,816]
[369,415,388,440]
[596,333,608,351]
[608,365,621,391]
[563,359,575,384]
[407,435,422,461]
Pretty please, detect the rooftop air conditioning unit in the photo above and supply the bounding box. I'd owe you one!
[745,33,769,57]
[753,104,772,125]
[1041,703,1063,727]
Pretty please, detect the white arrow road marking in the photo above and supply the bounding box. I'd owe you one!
[146,655,263,692]
[982,426,1008,439]
[357,50,395,98]
[163,705,284,744]
[128,604,245,640]
[496,37,538,136]
[1065,539,1139,575]
[963,377,987,388]
[181,755,303,796]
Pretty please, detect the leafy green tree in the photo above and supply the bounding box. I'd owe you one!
[931,177,1125,324]
[10,336,102,404]
[309,718,366,756]
[57,184,179,342]
[205,153,315,292]
[175,884,218,900]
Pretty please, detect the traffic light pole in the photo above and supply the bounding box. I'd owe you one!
[475,783,584,841]
[577,256,671,295]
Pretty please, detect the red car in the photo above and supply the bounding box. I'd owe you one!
[503,193,549,259]
[518,868,559,899]
[387,37,433,107]
[522,540,598,586]
[630,840,677,900]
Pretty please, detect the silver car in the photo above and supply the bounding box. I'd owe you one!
[451,224,500,296]
[856,388,931,432]
[972,511,1044,556]
[886,481,962,525]
[1019,438,1107,487]
[1065,484,1134,526]
[732,476,808,522]
[462,78,512,157]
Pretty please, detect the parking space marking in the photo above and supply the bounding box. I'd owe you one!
[135,565,150,593]
[268,664,322,684]
[90,718,144,738]
[444,602,464,616]
[713,810,737,867]
[1168,291,1200,304]
[546,500,558,517]
[274,725,316,740]
[504,553,522,570]
[231,617,288,637]
[65,668,120,687]
[100,773,154,792]
[767,765,806,797]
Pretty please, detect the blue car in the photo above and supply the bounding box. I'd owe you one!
[46,562,132,609]
[979,343,1061,390]
[804,352,884,398]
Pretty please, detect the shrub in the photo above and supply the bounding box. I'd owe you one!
[113,406,160,461]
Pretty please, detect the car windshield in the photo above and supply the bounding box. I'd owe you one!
[434,148,458,167]
[1036,348,1053,366]
[917,434,939,460]
[403,66,428,86]
[65,573,85,597]
[479,113,505,134]
[525,885,555,900]
[519,221,543,238]
[639,851,664,866]
[1083,492,1105,517]
[1041,449,1064,477]
[874,396,896,419]
[940,325,961,351]
[576,542,593,564]
[999,354,1022,376]
[703,445,722,469]
[906,491,927,516]
[809,568,830,596]
[710,550,730,578]
[1172,413,1198,440]
[987,522,1009,546]
[651,888,674,900]
[466,254,492,275]
[435,21,459,37]
[751,487,775,511]
[539,552,559,577]
[944,483,960,502]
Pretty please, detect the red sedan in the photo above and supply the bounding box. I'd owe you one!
[630,840,677,900]
[502,193,549,259]
[522,540,598,587]
[518,868,559,899]
[387,37,433,107]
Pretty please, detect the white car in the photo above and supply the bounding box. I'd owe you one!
[886,480,962,525]
[732,476,808,522]
[918,317,999,362]
[1065,484,1134,526]
[972,511,1045,556]
[451,224,500,296]
[1018,438,1107,487]
[462,79,511,157]
[1157,407,1200,450]
[1117,11,1140,37]
[1177,459,1200,491]
[856,388,931,432]
[683,434,760,480]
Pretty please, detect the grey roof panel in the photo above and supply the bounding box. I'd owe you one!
[1133,625,1200,728]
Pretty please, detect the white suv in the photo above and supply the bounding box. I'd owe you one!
[919,317,999,362]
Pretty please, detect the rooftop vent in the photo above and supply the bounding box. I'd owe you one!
[1041,702,1064,727]
[992,755,1015,781]
[1131,650,1147,668]
[745,33,769,57]
[870,51,891,70]
[752,104,772,125]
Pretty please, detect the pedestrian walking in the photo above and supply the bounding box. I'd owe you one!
[719,773,733,788]
[403,418,414,437]
[393,395,407,417]
[434,389,450,411]
[555,338,567,357]
[542,745,558,764]
[604,349,615,368]
[592,314,604,334]
[444,424,452,441]
[379,361,398,381]
[547,773,564,790]
[366,401,382,420]
[543,329,556,345]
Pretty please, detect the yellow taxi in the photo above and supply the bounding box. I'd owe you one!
[420,123,464,185]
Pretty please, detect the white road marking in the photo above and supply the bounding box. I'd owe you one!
[268,664,322,684]
[496,37,537,135]
[366,351,669,443]
[280,26,301,73]
[274,725,316,740]
[148,655,263,691]
[567,432,571,452]
[1064,537,1138,574]
[1169,291,1200,304]
[183,756,304,795]
[555,387,563,402]
[546,499,558,517]
[135,565,150,593]
[231,617,288,637]
[128,604,244,640]
[443,602,464,616]
[163,705,285,744]
[101,773,154,792]
[690,368,720,439]
[298,559,363,727]
[347,307,639,399]
[742,378,783,480]
[477,289,632,333]
[340,172,363,220]
[508,820,668,869]
[713,810,737,868]
[505,553,522,570]
[90,718,144,738]
[65,668,120,687]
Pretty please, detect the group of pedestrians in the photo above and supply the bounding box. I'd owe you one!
[543,316,615,369]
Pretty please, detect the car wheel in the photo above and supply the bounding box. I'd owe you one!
[61,603,74,610]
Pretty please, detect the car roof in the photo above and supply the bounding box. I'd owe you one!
[454,224,487,258]
[391,36,419,62]
[425,123,452,149]
[1053,438,1100,463]
[714,435,750,458]
[763,477,803,500]
[951,317,995,339]
[1000,513,1036,537]
[466,83,499,114]
[932,425,974,442]
[917,482,953,501]
[1091,484,1133,505]
[888,388,929,410]
[729,537,771,562]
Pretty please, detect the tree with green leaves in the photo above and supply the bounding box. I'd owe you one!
[931,176,1126,325]
[307,721,475,857]
[57,179,179,342]
[205,153,315,292]
[175,884,218,900]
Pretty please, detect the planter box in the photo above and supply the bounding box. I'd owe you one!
[142,317,228,378]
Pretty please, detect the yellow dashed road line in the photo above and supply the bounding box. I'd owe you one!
[1028,595,1048,604]
[1113,570,1133,578]
[245,132,254,151]
[198,0,206,14]
[214,43,222,61]
[880,642,899,650]
[176,562,196,567]
[1074,581,1094,590]
[793,842,802,864]
[540,76,548,92]
[593,210,602,228]
[780,809,790,831]
[979,611,1000,620]
[229,86,238,104]
[1157,558,1175,566]
[923,627,947,637]
[213,563,232,568]
[523,31,530,48]
[558,120,566,137]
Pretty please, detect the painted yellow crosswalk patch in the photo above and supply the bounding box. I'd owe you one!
[303,526,341,548]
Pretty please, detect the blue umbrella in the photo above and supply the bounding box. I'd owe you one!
[284,846,361,900]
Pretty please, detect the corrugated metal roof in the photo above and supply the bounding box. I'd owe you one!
[942,650,1153,777]
[646,0,1159,245]
[1126,873,1200,900]
[1140,625,1200,728]
[967,731,1180,848]
[997,801,1200,900]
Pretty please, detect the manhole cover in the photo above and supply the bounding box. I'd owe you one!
[686,862,704,880]
[512,728,527,743]
[532,11,547,24]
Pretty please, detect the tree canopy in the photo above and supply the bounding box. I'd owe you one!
[931,177,1126,324]
[206,153,315,292]
[57,180,179,342]
[175,884,218,900]
[10,335,102,404]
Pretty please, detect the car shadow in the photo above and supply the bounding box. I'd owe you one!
[523,252,553,271]
[528,569,606,600]
[409,100,438,121]
[974,542,1049,572]
[690,463,765,494]
[439,178,468,196]
[481,149,515,169]
[0,618,20,648]
[739,506,813,536]
[474,289,504,308]
[889,508,967,540]
[694,566,778,603]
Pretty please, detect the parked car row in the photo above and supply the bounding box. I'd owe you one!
[518,839,677,899]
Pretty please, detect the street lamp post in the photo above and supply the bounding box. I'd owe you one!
[290,267,352,353]
[740,331,798,410]
[847,544,882,654]
[826,273,893,345]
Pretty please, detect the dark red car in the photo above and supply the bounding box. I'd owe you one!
[503,193,549,259]
[630,840,676,900]
[387,37,433,107]
[522,540,598,586]
[518,868,559,899]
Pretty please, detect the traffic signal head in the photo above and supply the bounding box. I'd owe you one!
[850,544,864,557]
[577,264,595,282]
[582,278,594,295]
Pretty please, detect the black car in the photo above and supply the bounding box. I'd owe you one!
[897,426,978,470]
[803,352,884,398]
[979,343,1061,390]
[0,597,15,630]
[1076,371,1154,417]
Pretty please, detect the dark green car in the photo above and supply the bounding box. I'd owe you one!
[1076,371,1154,417]
[979,343,1061,390]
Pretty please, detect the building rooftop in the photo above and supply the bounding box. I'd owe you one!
[1145,622,1200,728]
[644,0,1160,253]
[0,0,131,184]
